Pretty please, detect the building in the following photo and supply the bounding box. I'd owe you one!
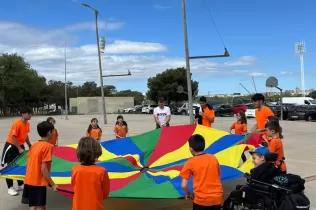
[69,97,134,115]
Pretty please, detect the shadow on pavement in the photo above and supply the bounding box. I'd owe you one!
[42,178,245,210]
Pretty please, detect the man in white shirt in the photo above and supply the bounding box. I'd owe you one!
[153,97,171,129]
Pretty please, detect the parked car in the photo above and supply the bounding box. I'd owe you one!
[123,105,142,113]
[169,104,180,115]
[232,104,247,114]
[131,105,144,113]
[142,105,157,114]
[287,105,316,121]
[177,103,200,115]
[245,104,256,118]
[266,105,291,120]
[213,104,234,117]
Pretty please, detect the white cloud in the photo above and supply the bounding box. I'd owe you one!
[0,21,259,86]
[280,71,293,75]
[224,56,257,66]
[65,20,124,31]
[249,72,266,77]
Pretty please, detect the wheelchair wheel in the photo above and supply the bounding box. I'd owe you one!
[225,199,270,210]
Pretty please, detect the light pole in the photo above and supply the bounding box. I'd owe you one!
[103,70,132,78]
[64,40,68,120]
[181,0,230,124]
[181,0,194,124]
[295,41,306,97]
[82,3,107,124]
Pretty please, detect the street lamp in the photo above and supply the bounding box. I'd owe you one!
[181,0,230,124]
[103,70,132,78]
[82,3,107,124]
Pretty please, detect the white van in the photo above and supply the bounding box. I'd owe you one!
[177,103,200,115]
[282,97,316,105]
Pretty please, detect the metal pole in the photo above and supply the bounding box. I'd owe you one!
[280,89,283,121]
[181,0,194,124]
[94,10,107,124]
[300,54,305,97]
[64,40,68,120]
[252,76,257,93]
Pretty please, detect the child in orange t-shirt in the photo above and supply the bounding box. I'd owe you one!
[180,134,223,210]
[71,137,110,210]
[47,117,58,146]
[114,115,128,138]
[22,121,58,209]
[261,116,282,146]
[265,120,287,173]
[86,118,102,141]
[230,111,247,134]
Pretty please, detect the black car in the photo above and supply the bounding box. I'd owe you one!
[266,104,293,120]
[287,105,316,121]
[213,104,234,117]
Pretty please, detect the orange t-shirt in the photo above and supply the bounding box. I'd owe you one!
[231,122,247,134]
[86,128,102,140]
[48,128,58,145]
[114,124,128,138]
[180,154,223,206]
[255,106,274,130]
[6,119,30,145]
[24,140,53,186]
[202,107,215,128]
[71,164,110,210]
[268,138,287,172]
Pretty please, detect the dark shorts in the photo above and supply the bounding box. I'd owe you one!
[193,203,221,210]
[22,184,47,207]
[156,123,170,129]
[1,142,25,167]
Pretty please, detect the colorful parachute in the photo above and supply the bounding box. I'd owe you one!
[0,124,258,198]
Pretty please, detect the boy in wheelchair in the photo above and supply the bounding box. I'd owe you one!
[222,147,310,210]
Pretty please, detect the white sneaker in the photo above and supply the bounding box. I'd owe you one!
[16,185,24,191]
[8,187,18,196]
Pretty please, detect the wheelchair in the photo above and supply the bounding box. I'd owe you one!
[222,173,292,210]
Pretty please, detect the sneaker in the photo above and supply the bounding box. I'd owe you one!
[16,184,24,191]
[8,187,18,196]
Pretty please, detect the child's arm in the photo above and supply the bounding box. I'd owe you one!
[243,124,248,134]
[181,179,192,199]
[102,170,110,200]
[257,128,267,132]
[41,146,58,191]
[179,161,192,198]
[98,129,102,141]
[114,126,120,138]
[41,162,58,191]
[229,123,235,133]
[56,130,59,146]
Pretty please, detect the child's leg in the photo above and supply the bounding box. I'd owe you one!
[193,203,221,210]
[241,153,247,162]
[27,186,47,210]
[34,206,46,210]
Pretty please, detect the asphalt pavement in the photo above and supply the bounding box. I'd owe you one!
[0,114,315,209]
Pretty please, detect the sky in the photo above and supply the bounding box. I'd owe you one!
[1,0,316,96]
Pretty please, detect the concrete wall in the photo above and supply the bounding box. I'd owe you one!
[69,97,134,114]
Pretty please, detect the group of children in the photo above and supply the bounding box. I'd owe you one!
[2,93,291,210]
[85,115,129,141]
[18,114,128,210]
[20,120,110,210]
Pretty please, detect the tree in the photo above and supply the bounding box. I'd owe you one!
[308,91,316,99]
[0,53,179,116]
[0,53,48,115]
[146,67,199,103]
[115,90,144,105]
